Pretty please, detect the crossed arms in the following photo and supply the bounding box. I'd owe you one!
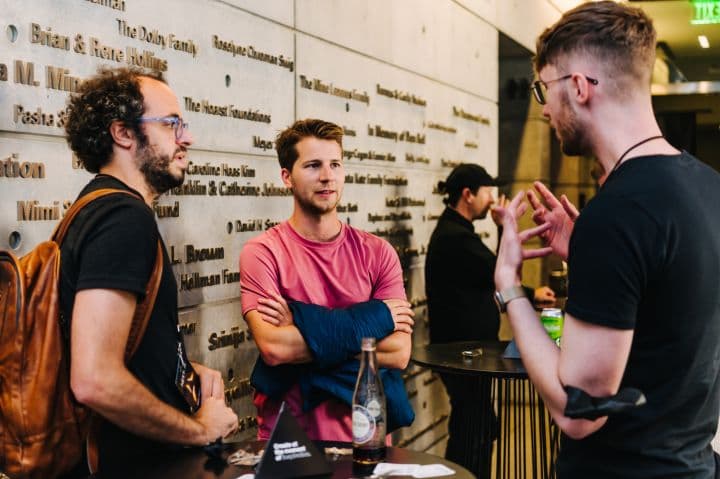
[245,293,414,370]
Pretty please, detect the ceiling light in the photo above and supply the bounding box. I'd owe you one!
[698,35,710,48]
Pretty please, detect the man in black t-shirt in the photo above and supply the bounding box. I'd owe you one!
[493,2,720,478]
[61,68,237,472]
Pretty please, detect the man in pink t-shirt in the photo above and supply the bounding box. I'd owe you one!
[239,118,414,441]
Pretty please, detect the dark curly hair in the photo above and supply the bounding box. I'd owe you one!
[65,67,165,173]
[275,119,344,171]
[534,1,656,90]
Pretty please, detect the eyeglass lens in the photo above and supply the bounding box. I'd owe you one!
[531,82,546,105]
[173,119,184,139]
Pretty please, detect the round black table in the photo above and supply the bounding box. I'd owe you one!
[412,341,559,479]
[96,440,476,479]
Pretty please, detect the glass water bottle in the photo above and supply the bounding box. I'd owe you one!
[352,337,387,474]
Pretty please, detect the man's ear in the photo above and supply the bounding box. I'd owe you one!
[461,187,474,203]
[281,167,293,189]
[570,73,593,106]
[109,120,136,150]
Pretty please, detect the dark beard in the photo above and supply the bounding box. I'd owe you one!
[137,142,185,195]
[559,121,584,156]
[557,91,590,157]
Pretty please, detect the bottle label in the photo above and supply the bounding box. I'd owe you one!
[367,399,382,418]
[352,405,376,444]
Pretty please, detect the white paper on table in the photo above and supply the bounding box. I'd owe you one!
[373,462,455,478]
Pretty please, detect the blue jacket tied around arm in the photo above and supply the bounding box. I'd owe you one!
[250,299,415,432]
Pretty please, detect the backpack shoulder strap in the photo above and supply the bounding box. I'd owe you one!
[52,188,143,244]
[52,186,161,358]
[54,186,162,360]
[124,239,163,361]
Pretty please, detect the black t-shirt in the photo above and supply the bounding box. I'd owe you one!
[59,175,191,468]
[559,153,720,478]
[425,207,500,342]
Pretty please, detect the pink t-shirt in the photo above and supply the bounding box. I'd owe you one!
[240,221,406,441]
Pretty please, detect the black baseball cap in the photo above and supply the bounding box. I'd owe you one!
[438,163,505,195]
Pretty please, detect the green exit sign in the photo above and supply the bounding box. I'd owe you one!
[691,1,720,24]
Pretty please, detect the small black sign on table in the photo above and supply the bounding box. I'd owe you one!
[255,401,332,478]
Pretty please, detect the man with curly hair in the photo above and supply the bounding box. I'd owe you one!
[61,67,237,474]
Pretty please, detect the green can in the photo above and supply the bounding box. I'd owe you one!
[540,308,564,346]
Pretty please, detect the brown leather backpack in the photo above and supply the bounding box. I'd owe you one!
[0,188,162,479]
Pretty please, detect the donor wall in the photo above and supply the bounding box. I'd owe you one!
[0,0,551,449]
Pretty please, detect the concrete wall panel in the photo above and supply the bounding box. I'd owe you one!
[296,0,498,99]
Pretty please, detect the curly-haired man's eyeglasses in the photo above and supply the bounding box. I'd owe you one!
[138,116,189,140]
[530,74,599,105]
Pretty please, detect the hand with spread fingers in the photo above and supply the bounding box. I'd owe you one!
[382,299,415,334]
[256,291,293,327]
[526,181,580,261]
[494,192,553,291]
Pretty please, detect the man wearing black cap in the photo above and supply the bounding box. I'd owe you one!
[425,163,554,477]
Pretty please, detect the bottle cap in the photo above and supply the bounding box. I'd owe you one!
[361,337,376,351]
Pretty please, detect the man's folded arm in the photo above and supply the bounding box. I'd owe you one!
[246,298,410,369]
[244,309,313,366]
[375,330,411,369]
[288,299,408,369]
